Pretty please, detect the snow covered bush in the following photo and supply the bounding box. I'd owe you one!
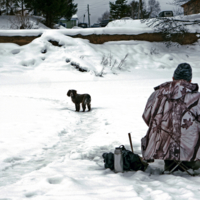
[9,14,37,29]
[99,52,129,77]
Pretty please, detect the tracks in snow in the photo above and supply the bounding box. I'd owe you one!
[0,97,100,187]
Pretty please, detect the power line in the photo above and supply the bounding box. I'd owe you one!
[77,3,109,16]
[78,3,109,9]
[90,5,109,10]
[90,3,109,9]
[77,0,109,9]
[77,6,87,9]
[90,0,110,6]
[90,2,109,7]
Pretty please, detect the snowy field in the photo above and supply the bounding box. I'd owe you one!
[1,29,200,199]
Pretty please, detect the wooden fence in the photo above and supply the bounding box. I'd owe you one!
[0,32,198,46]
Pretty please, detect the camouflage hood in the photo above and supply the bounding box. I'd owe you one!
[142,80,200,162]
[154,80,199,100]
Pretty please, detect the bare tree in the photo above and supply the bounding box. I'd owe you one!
[140,1,152,19]
[5,0,15,14]
[129,0,139,19]
[129,0,152,19]
[138,0,142,19]
[14,0,27,16]
[142,16,200,47]
[9,13,34,29]
[0,0,4,15]
[173,6,184,16]
[148,0,161,18]
[98,11,110,23]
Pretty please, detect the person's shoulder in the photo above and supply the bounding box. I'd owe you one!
[154,81,172,91]
[194,91,200,97]
[186,90,200,100]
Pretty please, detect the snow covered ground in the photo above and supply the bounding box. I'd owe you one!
[1,29,200,199]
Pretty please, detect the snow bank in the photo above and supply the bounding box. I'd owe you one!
[1,13,200,37]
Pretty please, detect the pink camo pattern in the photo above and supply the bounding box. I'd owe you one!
[142,80,200,161]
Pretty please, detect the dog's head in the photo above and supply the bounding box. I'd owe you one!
[67,90,77,97]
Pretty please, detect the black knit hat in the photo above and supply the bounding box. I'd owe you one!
[173,63,192,82]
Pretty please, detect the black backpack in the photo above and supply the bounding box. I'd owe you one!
[102,145,146,171]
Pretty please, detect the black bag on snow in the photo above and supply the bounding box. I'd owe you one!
[102,152,114,170]
[102,145,145,171]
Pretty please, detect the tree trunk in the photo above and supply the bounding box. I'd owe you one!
[46,11,49,27]
[138,0,142,19]
[6,0,9,15]
[49,14,52,28]
[22,0,24,16]
[46,11,53,28]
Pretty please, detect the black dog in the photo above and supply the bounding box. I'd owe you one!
[67,90,91,112]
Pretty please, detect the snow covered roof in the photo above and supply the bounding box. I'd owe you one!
[181,0,194,7]
[72,14,78,19]
[60,14,78,21]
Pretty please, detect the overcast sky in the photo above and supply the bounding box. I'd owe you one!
[73,0,180,25]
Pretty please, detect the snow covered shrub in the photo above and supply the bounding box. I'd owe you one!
[117,53,128,70]
[99,52,129,77]
[101,52,118,70]
[141,16,193,47]
[101,55,109,67]
[9,14,34,29]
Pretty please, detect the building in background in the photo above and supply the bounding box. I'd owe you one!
[181,0,200,15]
[58,14,78,28]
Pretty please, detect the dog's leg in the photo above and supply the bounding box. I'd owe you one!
[87,103,91,111]
[82,103,86,112]
[75,104,79,112]
[76,103,80,112]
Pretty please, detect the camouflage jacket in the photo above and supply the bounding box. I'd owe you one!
[142,80,200,161]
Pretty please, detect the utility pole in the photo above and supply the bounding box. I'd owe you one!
[87,4,90,27]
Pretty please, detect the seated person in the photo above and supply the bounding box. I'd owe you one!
[141,63,200,171]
